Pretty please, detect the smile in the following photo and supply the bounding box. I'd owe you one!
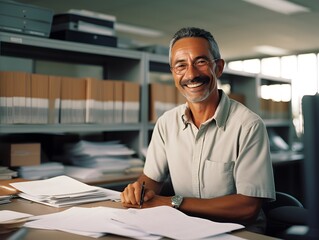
[181,76,210,89]
[185,82,205,88]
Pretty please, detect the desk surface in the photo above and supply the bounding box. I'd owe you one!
[0,199,280,240]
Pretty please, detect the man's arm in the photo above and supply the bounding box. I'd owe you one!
[178,194,263,223]
[121,175,263,223]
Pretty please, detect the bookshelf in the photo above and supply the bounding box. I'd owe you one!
[0,31,295,172]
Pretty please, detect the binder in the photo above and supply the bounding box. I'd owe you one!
[0,71,10,124]
[123,82,140,123]
[113,81,124,123]
[164,84,176,112]
[85,77,99,123]
[149,82,165,122]
[30,73,49,124]
[61,77,86,123]
[101,80,114,124]
[48,75,61,124]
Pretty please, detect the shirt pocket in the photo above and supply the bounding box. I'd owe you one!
[201,160,235,198]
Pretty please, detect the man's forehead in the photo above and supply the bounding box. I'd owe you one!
[171,37,211,60]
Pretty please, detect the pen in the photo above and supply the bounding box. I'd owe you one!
[139,181,145,208]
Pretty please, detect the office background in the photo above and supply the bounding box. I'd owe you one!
[16,0,319,133]
[1,0,318,209]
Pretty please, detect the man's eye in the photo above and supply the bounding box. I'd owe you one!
[175,64,187,69]
[196,59,208,66]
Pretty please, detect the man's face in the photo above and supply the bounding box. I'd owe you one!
[170,37,222,103]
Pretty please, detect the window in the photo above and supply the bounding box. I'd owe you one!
[228,52,319,136]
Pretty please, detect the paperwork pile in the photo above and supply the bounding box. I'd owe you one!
[9,175,120,207]
[24,206,244,239]
[65,140,144,174]
[0,166,17,180]
[17,162,65,180]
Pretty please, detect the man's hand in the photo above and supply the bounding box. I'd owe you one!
[120,180,156,207]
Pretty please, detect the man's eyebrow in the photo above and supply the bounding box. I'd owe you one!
[173,55,210,64]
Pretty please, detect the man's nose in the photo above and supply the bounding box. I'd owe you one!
[184,64,200,79]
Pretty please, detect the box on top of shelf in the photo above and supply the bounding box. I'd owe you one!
[0,0,54,37]
[50,9,117,47]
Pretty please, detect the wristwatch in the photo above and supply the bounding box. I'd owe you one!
[171,195,184,209]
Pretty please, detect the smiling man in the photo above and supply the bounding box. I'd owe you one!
[121,27,276,233]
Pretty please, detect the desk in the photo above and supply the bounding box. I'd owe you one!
[0,199,280,240]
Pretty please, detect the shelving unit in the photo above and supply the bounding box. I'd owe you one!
[0,31,296,175]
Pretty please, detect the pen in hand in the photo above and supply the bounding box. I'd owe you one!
[139,181,145,208]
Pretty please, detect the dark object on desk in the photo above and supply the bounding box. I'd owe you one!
[263,191,307,238]
[50,30,117,47]
[300,94,319,239]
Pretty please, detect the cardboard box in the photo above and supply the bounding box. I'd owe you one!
[0,143,41,167]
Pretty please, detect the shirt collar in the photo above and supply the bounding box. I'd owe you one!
[181,90,230,130]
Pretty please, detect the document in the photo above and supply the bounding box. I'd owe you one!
[24,206,244,240]
[10,175,120,207]
[0,210,33,234]
[25,207,160,239]
[112,206,244,240]
[0,210,33,223]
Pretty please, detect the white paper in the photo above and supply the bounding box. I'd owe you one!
[112,206,244,240]
[25,207,160,240]
[24,206,244,240]
[9,175,120,207]
[0,210,33,222]
[10,175,101,196]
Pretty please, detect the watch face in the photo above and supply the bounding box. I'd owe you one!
[172,195,183,208]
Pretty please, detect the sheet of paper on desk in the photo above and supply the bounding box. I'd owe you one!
[25,206,160,239]
[0,210,33,222]
[24,206,244,240]
[112,206,244,240]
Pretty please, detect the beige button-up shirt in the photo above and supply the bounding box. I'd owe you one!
[144,90,275,201]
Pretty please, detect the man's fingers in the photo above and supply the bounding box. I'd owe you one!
[121,181,142,205]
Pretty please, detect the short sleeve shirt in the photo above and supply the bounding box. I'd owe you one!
[144,90,276,200]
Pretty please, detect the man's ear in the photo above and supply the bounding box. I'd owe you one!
[215,59,225,78]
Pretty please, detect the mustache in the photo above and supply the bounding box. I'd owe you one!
[180,76,210,87]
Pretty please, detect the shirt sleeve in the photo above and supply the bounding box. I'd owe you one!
[143,117,169,183]
[234,118,276,200]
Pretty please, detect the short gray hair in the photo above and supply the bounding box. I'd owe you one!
[169,27,221,65]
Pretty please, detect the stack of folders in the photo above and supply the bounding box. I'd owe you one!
[9,175,120,207]
[65,140,144,174]
[0,166,17,180]
[17,162,65,180]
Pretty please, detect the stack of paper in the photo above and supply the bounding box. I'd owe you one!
[0,166,17,180]
[24,206,244,239]
[17,162,65,180]
[65,140,144,174]
[9,175,120,207]
[0,195,12,205]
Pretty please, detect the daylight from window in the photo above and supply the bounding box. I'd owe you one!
[228,53,319,136]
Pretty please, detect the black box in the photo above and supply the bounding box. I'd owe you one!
[50,29,117,47]
[52,13,115,30]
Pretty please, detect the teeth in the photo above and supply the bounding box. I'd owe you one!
[186,82,202,88]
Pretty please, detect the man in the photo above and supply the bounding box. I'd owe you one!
[121,27,275,232]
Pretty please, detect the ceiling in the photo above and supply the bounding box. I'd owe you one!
[16,0,319,61]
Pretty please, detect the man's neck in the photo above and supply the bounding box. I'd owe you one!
[188,91,220,128]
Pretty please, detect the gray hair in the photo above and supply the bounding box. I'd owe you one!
[169,27,221,65]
